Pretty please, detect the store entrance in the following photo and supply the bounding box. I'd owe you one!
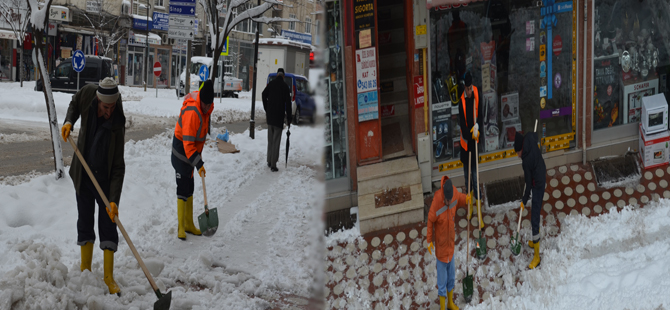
[378,0,413,160]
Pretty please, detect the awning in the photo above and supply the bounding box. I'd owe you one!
[0,29,18,40]
[58,25,96,36]
[426,0,484,10]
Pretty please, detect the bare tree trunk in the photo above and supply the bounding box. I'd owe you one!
[34,30,65,179]
[20,44,23,87]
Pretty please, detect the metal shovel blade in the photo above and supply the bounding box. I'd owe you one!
[475,235,487,260]
[462,273,473,303]
[153,290,172,310]
[197,207,219,236]
[510,232,521,256]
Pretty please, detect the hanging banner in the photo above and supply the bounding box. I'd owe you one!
[414,76,425,108]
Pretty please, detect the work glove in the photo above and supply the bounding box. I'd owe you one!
[198,166,206,178]
[107,202,118,223]
[471,123,480,142]
[61,123,72,142]
[427,242,434,255]
[520,202,525,211]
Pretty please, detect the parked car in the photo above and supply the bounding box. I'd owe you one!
[35,56,114,93]
[267,72,316,124]
[179,56,243,98]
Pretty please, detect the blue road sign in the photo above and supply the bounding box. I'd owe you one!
[198,64,209,81]
[72,50,85,73]
[169,3,196,16]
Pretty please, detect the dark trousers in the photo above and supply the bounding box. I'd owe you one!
[530,186,544,242]
[76,174,118,252]
[172,152,194,202]
[267,125,282,168]
[461,154,479,200]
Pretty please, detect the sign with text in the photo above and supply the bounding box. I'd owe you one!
[281,30,312,44]
[86,1,101,13]
[355,47,377,93]
[358,91,379,122]
[414,76,425,108]
[169,2,196,16]
[152,12,169,31]
[354,0,374,30]
[168,28,194,40]
[133,17,152,31]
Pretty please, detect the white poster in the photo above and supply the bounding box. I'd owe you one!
[355,47,377,93]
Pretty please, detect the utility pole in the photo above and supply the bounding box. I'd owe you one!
[185,39,192,94]
[143,3,150,91]
[249,0,261,139]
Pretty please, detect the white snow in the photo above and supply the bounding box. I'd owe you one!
[0,133,45,143]
[0,127,324,308]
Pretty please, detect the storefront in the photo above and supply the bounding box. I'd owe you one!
[428,0,577,177]
[126,31,162,87]
[590,0,670,144]
[324,0,351,199]
[0,30,16,81]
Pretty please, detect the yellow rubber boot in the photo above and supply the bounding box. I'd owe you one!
[103,250,120,295]
[80,242,93,272]
[178,199,186,240]
[528,240,535,248]
[529,240,541,269]
[447,289,459,310]
[439,295,446,310]
[184,196,201,235]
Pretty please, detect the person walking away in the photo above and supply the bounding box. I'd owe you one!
[515,131,546,269]
[171,80,215,240]
[262,68,292,172]
[426,176,472,310]
[60,77,125,295]
[458,72,482,227]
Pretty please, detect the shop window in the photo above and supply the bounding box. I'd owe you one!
[430,1,575,165]
[593,0,670,132]
[325,1,347,180]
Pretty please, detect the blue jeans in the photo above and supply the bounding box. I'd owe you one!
[436,255,455,297]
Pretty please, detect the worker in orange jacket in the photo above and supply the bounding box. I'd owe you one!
[427,176,471,310]
[171,80,214,240]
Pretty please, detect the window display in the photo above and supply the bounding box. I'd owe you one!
[430,1,575,166]
[325,1,348,180]
[593,0,670,131]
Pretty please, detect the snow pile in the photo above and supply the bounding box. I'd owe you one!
[0,125,324,308]
[0,133,45,144]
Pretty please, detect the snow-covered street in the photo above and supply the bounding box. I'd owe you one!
[0,81,325,309]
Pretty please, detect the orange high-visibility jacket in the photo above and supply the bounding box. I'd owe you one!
[173,91,214,168]
[427,175,468,263]
[459,85,479,151]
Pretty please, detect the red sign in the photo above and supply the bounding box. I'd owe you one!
[153,61,162,77]
[381,105,395,117]
[414,76,425,108]
[553,35,562,56]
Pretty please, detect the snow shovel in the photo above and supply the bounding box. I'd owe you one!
[197,174,219,236]
[474,139,487,260]
[462,151,474,303]
[510,201,525,256]
[67,138,172,309]
[285,127,291,168]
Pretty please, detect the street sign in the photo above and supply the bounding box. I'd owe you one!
[72,50,85,73]
[198,65,209,81]
[168,28,194,40]
[153,12,169,31]
[220,36,230,56]
[153,61,162,77]
[169,3,196,15]
[169,16,195,28]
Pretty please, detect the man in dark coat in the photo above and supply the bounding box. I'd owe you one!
[458,72,483,227]
[262,68,292,172]
[515,131,546,269]
[60,77,125,295]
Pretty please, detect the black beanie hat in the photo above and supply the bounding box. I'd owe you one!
[464,71,473,87]
[514,132,524,152]
[443,178,453,201]
[200,80,214,104]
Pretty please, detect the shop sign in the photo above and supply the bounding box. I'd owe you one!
[356,47,377,93]
[86,1,101,13]
[357,90,379,122]
[539,45,546,61]
[414,76,425,108]
[133,18,152,31]
[354,0,374,30]
[48,22,57,36]
[540,106,572,119]
[49,6,69,22]
[553,35,562,56]
[359,29,371,49]
[152,12,170,31]
[281,30,312,44]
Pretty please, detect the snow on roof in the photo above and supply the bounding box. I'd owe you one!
[131,14,153,22]
[256,38,313,50]
[191,56,213,66]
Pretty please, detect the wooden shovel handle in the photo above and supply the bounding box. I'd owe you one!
[68,138,160,292]
[200,174,209,213]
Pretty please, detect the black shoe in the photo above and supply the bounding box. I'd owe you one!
[271,167,278,172]
[267,162,271,168]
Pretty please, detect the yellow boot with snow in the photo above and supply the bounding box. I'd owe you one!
[529,240,541,269]
[447,289,459,310]
[80,242,93,272]
[184,196,201,235]
[103,250,120,295]
[178,199,186,240]
[439,295,446,310]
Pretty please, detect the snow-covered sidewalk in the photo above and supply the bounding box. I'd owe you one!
[0,125,324,309]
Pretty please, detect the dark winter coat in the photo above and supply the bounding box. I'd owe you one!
[520,132,546,206]
[262,75,292,127]
[64,84,126,204]
[458,86,483,164]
